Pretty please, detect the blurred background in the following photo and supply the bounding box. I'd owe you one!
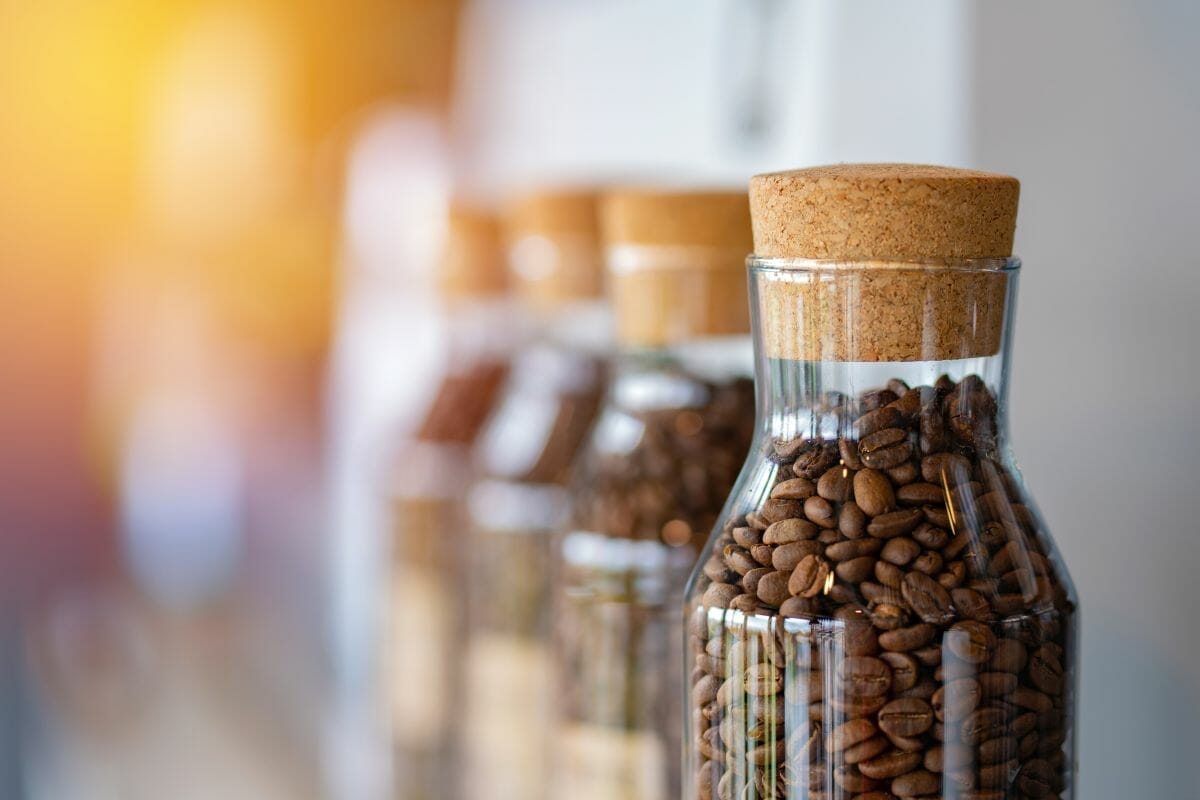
[1,1,1197,799]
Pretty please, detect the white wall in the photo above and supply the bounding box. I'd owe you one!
[973,2,1200,796]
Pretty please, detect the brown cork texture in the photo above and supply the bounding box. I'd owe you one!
[601,189,753,348]
[504,189,603,306]
[748,164,1019,362]
[440,203,508,299]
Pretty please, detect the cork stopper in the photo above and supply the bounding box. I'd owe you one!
[439,204,507,299]
[601,190,752,347]
[749,164,1019,362]
[505,189,602,306]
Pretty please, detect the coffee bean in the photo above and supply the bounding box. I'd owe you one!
[844,734,890,765]
[854,406,903,439]
[826,538,882,562]
[827,718,878,752]
[741,567,771,595]
[750,544,775,567]
[880,536,920,566]
[912,522,950,549]
[838,501,869,538]
[817,465,856,502]
[731,526,762,548]
[891,769,940,797]
[838,656,893,698]
[868,508,924,538]
[723,544,758,575]
[772,540,824,571]
[763,517,819,544]
[833,764,881,793]
[879,652,920,691]
[779,596,819,618]
[1028,643,1065,695]
[878,697,934,737]
[911,549,943,575]
[793,440,839,479]
[1010,686,1053,713]
[945,620,997,663]
[874,559,904,589]
[836,556,877,584]
[934,678,982,722]
[896,482,944,506]
[976,671,1019,696]
[839,437,865,469]
[756,570,791,607]
[858,750,922,780]
[1017,758,1055,798]
[859,427,912,469]
[804,495,838,528]
[951,587,993,622]
[901,572,955,625]
[961,708,1008,744]
[854,468,895,517]
[885,460,920,485]
[770,477,816,500]
[702,582,739,608]
[871,603,907,631]
[879,623,936,652]
[788,554,831,598]
[760,497,803,524]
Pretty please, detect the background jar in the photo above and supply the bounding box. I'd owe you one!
[460,189,610,800]
[554,189,757,800]
[684,165,1078,800]
[386,204,513,800]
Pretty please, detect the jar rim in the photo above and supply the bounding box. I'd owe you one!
[748,255,1021,274]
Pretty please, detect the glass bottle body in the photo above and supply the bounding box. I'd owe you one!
[556,338,757,800]
[684,261,1077,800]
[388,298,513,800]
[460,302,609,800]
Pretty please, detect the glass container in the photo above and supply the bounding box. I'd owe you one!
[555,190,757,800]
[387,204,512,800]
[460,190,609,800]
[684,165,1077,800]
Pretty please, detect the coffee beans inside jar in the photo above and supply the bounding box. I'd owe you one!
[688,375,1075,800]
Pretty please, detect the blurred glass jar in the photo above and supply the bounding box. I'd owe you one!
[387,205,512,800]
[461,190,610,800]
[684,165,1078,800]
[554,190,757,800]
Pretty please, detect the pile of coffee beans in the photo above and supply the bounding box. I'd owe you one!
[571,374,756,550]
[689,375,1074,800]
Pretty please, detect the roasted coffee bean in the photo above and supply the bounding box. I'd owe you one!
[703,555,738,583]
[912,522,950,550]
[879,623,936,652]
[861,388,899,411]
[764,517,820,544]
[702,582,739,608]
[933,678,982,722]
[951,587,993,622]
[910,550,944,575]
[741,567,771,595]
[780,596,820,617]
[750,544,775,567]
[833,764,882,793]
[818,465,856,502]
[804,495,838,529]
[874,558,904,588]
[854,406,903,439]
[844,734,890,765]
[773,540,824,571]
[789,554,832,598]
[977,671,1019,696]
[760,497,804,524]
[1028,643,1066,695]
[858,750,922,780]
[837,556,878,584]
[923,504,951,528]
[756,571,792,607]
[945,620,998,663]
[723,545,758,575]
[879,652,920,691]
[871,603,908,631]
[827,538,883,561]
[880,537,920,566]
[839,501,869,539]
[901,572,955,625]
[854,469,895,517]
[885,460,920,485]
[897,481,944,506]
[731,526,762,548]
[878,697,935,737]
[793,440,839,479]
[827,718,879,752]
[839,437,865,469]
[838,656,893,698]
[961,708,1008,745]
[770,477,816,500]
[891,769,940,797]
[859,428,912,469]
[868,508,924,538]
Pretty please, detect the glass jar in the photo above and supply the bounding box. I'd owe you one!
[684,165,1077,800]
[387,204,512,800]
[555,190,757,800]
[460,190,609,800]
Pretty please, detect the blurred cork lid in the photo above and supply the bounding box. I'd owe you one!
[440,203,507,298]
[749,164,1019,261]
[602,189,752,250]
[600,189,752,347]
[505,189,602,305]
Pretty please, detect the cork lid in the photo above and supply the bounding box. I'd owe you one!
[602,189,752,250]
[600,189,752,347]
[748,164,1020,363]
[440,203,507,299]
[749,164,1019,261]
[505,189,602,305]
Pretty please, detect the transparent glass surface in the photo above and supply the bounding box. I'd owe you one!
[461,304,608,800]
[556,337,756,800]
[684,259,1078,800]
[388,300,512,800]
